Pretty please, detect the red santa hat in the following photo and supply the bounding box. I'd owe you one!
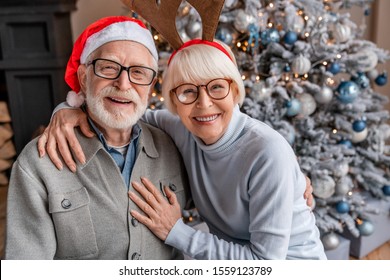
[65,16,158,107]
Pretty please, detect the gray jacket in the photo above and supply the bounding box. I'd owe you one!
[5,121,189,260]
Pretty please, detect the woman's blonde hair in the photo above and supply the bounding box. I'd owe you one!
[161,40,245,114]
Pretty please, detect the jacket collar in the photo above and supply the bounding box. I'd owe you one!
[76,120,159,168]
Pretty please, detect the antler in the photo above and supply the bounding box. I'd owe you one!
[121,0,225,50]
[186,0,225,42]
[121,0,183,49]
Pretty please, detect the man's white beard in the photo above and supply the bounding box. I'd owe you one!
[85,86,147,130]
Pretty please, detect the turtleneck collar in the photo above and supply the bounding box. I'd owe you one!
[192,105,247,155]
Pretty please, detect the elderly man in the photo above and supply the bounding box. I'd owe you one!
[5,16,189,260]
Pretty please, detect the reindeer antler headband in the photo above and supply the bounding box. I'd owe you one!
[121,0,230,63]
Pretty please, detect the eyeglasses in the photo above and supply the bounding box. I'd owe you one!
[171,78,233,105]
[87,58,157,86]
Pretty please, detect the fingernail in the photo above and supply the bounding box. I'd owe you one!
[70,165,76,173]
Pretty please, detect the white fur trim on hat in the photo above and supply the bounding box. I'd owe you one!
[80,21,158,63]
[66,91,85,108]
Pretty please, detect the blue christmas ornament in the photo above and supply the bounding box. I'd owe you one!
[358,220,374,236]
[260,28,280,46]
[285,99,301,117]
[327,62,341,75]
[284,65,291,72]
[216,26,234,45]
[336,81,360,103]
[339,139,353,148]
[382,185,390,196]
[335,201,350,214]
[247,23,260,52]
[352,120,367,132]
[375,72,387,86]
[283,31,298,45]
[352,72,370,89]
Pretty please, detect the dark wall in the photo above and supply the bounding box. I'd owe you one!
[0,0,76,154]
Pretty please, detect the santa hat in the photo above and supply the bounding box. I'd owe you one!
[65,16,158,107]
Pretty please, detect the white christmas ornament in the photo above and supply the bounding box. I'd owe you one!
[356,49,378,72]
[292,55,311,75]
[351,127,368,143]
[297,93,317,116]
[315,86,334,104]
[312,175,336,199]
[333,161,349,177]
[335,176,352,195]
[225,0,239,9]
[185,20,202,38]
[321,232,340,250]
[291,15,305,33]
[234,9,255,33]
[333,23,352,43]
[367,69,379,80]
[250,81,272,102]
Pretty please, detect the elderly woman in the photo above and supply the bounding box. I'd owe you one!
[38,39,325,260]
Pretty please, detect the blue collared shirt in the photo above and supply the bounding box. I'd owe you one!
[88,118,141,189]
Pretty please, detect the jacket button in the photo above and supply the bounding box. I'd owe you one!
[61,199,72,209]
[131,217,139,227]
[169,183,177,191]
[131,252,141,260]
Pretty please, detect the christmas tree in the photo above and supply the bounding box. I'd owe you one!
[136,0,390,251]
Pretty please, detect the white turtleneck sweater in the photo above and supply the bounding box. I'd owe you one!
[142,106,326,260]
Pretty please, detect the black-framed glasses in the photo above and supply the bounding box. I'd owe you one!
[171,78,233,105]
[87,58,157,86]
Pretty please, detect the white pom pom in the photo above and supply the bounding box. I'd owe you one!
[66,91,85,108]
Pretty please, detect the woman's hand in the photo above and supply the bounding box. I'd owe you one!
[37,108,94,172]
[129,177,182,241]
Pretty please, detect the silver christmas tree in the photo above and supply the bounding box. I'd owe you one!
[138,0,390,249]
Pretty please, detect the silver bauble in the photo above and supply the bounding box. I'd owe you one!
[356,49,378,72]
[225,0,240,9]
[186,20,202,38]
[292,55,311,75]
[250,81,272,102]
[310,197,316,211]
[333,23,352,43]
[291,15,305,33]
[321,232,340,250]
[333,161,349,177]
[297,93,317,117]
[216,25,234,45]
[315,86,334,104]
[312,175,336,199]
[178,30,190,43]
[335,176,352,195]
[234,9,255,33]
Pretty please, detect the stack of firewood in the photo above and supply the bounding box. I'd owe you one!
[0,101,16,186]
